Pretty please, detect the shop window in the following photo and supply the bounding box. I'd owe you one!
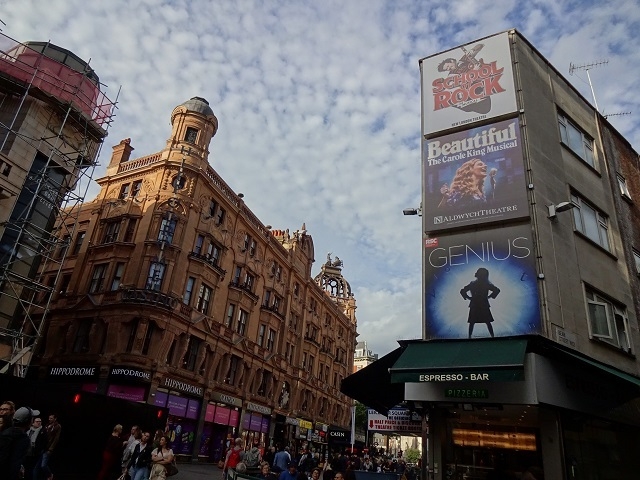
[585,286,631,351]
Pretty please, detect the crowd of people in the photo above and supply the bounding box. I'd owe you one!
[97,424,177,480]
[222,441,419,480]
[0,400,61,480]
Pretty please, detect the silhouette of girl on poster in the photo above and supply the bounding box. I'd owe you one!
[460,267,500,338]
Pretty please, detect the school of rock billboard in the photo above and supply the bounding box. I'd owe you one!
[421,31,517,137]
[424,224,541,339]
[423,118,528,232]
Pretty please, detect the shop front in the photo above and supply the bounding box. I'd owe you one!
[294,418,313,453]
[154,375,204,458]
[200,392,242,463]
[107,366,151,401]
[241,401,271,448]
[328,426,350,454]
[311,422,329,458]
[342,336,640,480]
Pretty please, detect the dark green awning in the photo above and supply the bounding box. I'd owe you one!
[564,350,640,388]
[390,338,529,383]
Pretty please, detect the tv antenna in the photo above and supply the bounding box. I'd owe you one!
[569,60,608,112]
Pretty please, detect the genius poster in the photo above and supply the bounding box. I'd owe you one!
[423,118,529,233]
[424,224,541,339]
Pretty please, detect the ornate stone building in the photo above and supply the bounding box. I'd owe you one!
[35,97,358,461]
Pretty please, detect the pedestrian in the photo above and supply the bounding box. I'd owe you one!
[35,413,61,480]
[149,435,174,480]
[121,425,141,475]
[0,406,39,480]
[97,424,124,480]
[25,417,47,480]
[273,445,291,473]
[128,431,153,480]
[245,441,262,468]
[257,461,278,480]
[223,437,244,475]
[278,461,299,480]
[0,400,16,432]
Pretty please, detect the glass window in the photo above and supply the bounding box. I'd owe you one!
[146,262,165,291]
[131,180,142,198]
[71,231,85,255]
[215,207,225,226]
[103,221,120,243]
[123,219,137,242]
[73,319,92,353]
[634,251,640,275]
[209,199,218,217]
[183,277,196,305]
[258,324,266,346]
[237,309,248,335]
[196,283,213,314]
[558,112,596,168]
[184,336,203,371]
[225,304,235,328]
[110,262,125,291]
[118,183,130,199]
[185,127,198,143]
[585,287,631,351]
[571,194,610,251]
[194,234,205,254]
[618,175,631,199]
[158,217,177,244]
[88,264,107,293]
[142,322,155,355]
[267,328,276,351]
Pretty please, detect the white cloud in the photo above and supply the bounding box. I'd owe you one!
[3,0,640,357]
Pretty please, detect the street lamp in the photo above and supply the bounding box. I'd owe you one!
[547,201,576,219]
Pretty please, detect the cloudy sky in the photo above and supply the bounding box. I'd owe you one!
[3,0,640,357]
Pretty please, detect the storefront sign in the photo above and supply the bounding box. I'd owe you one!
[397,369,524,383]
[107,384,146,402]
[246,402,271,415]
[315,422,328,431]
[298,419,313,429]
[368,409,422,433]
[121,287,179,310]
[285,417,299,426]
[48,366,98,378]
[444,388,489,399]
[210,391,242,407]
[328,430,349,444]
[109,367,151,382]
[162,376,204,397]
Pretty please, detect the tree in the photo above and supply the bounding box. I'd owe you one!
[354,402,368,432]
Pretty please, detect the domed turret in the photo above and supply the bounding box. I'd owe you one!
[164,96,218,165]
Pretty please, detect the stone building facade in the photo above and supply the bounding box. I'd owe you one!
[35,97,358,461]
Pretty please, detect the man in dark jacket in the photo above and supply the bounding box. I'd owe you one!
[24,417,47,480]
[0,406,39,480]
[128,431,153,480]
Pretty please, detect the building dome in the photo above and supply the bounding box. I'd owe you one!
[171,96,216,124]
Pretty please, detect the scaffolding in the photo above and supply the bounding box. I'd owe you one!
[0,32,118,376]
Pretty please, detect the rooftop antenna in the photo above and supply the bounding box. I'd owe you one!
[603,111,631,120]
[569,60,608,113]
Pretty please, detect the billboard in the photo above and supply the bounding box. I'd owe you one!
[367,408,422,433]
[421,32,517,137]
[423,118,528,232]
[424,224,540,339]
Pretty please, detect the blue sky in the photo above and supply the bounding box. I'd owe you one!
[3,0,640,356]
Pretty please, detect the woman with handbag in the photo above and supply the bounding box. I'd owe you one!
[149,435,175,480]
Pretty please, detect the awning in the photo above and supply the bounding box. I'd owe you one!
[340,346,406,415]
[390,337,529,383]
[562,350,640,389]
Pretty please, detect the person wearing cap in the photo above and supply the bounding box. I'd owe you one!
[0,406,39,480]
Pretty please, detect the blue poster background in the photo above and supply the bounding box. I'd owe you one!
[424,224,540,339]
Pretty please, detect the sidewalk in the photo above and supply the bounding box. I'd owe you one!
[175,461,223,478]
